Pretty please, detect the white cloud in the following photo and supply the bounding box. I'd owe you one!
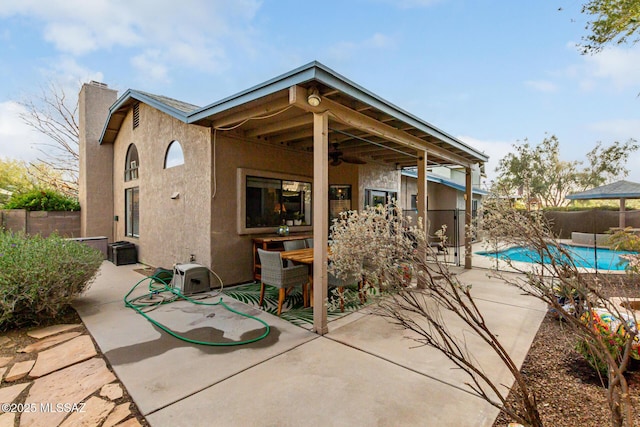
[328,33,396,61]
[131,51,170,84]
[0,0,261,80]
[524,80,557,93]
[582,47,640,91]
[560,44,640,92]
[46,57,104,89]
[457,135,514,183]
[0,101,47,162]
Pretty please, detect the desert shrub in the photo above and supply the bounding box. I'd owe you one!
[0,231,103,330]
[4,189,80,211]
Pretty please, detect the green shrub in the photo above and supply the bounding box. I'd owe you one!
[4,189,80,211]
[0,231,103,330]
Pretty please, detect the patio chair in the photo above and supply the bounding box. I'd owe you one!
[257,248,309,316]
[305,238,314,248]
[328,268,364,312]
[283,239,307,267]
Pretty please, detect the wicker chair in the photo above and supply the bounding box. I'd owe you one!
[282,240,307,267]
[257,248,309,316]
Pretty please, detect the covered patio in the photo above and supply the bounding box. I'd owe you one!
[74,261,546,426]
[189,62,488,334]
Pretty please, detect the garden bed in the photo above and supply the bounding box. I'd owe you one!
[493,275,640,426]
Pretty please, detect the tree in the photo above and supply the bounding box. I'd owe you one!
[330,201,638,426]
[0,159,36,206]
[329,204,544,426]
[481,198,638,426]
[19,82,80,198]
[494,135,638,208]
[581,0,640,54]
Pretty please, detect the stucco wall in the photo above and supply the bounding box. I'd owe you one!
[111,104,212,269]
[210,133,315,285]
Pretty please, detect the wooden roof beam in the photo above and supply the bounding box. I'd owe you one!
[211,95,290,129]
[289,85,474,168]
[244,113,312,138]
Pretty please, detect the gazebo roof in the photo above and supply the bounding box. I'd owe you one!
[566,180,640,200]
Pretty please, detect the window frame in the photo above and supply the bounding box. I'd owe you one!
[124,144,139,181]
[125,187,140,238]
[237,168,313,235]
[164,140,185,169]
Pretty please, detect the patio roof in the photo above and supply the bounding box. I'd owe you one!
[100,61,488,169]
[566,180,640,200]
[401,169,489,196]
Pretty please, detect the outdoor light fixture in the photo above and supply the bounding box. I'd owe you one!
[307,86,321,106]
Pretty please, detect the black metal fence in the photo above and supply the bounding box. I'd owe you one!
[404,209,479,267]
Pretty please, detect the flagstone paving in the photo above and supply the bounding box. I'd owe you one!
[101,383,124,400]
[5,360,34,382]
[19,332,81,354]
[0,412,14,427]
[26,324,81,340]
[0,323,147,426]
[29,336,97,378]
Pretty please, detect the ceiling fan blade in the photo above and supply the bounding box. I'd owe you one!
[330,158,343,166]
[342,156,366,164]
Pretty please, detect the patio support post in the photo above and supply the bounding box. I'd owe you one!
[464,167,473,269]
[620,197,626,229]
[312,111,329,335]
[416,151,428,289]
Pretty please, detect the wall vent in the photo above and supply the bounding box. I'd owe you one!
[133,102,140,129]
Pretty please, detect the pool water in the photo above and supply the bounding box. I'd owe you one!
[477,244,638,270]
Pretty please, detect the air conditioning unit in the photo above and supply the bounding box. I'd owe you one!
[172,263,210,295]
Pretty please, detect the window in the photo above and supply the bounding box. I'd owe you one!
[329,185,351,225]
[238,168,312,234]
[125,144,139,181]
[364,189,397,208]
[125,187,139,237]
[246,177,311,228]
[164,140,184,168]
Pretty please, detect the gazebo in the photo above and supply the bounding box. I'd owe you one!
[566,180,640,229]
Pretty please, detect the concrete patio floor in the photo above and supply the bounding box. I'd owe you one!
[74,261,547,427]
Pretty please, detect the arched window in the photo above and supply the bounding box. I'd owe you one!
[164,140,184,169]
[125,144,139,181]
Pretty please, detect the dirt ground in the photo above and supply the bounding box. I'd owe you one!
[493,274,640,426]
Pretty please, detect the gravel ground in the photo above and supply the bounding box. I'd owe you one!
[493,275,640,426]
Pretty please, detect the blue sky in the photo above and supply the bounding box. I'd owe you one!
[1,0,639,185]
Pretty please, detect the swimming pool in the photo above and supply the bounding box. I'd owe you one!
[477,244,638,270]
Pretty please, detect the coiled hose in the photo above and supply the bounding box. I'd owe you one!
[124,274,270,346]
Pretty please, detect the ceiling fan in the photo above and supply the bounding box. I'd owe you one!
[329,143,366,166]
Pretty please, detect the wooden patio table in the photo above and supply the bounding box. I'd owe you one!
[280,247,331,307]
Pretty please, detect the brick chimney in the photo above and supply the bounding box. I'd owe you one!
[78,81,117,239]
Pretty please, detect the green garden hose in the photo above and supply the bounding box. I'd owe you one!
[124,274,270,346]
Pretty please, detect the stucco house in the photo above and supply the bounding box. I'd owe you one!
[79,62,488,333]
